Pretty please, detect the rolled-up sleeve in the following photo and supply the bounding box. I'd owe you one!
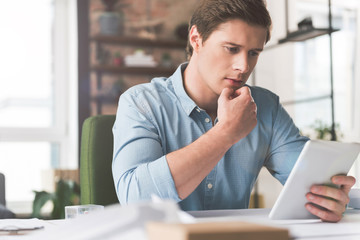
[112,91,181,204]
[264,98,309,185]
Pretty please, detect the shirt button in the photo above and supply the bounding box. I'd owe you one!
[207,183,213,189]
[196,108,201,112]
[205,118,210,123]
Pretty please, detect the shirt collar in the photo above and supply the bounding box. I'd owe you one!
[170,63,198,116]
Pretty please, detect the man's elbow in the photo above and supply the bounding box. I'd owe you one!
[115,173,150,205]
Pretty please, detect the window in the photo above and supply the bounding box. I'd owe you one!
[255,0,360,188]
[293,1,360,183]
[0,0,78,214]
[293,1,357,138]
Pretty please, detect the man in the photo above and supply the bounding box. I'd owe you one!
[112,0,355,222]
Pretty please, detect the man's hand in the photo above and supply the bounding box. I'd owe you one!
[305,175,356,222]
[217,87,257,144]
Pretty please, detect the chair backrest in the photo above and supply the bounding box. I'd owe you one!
[80,115,119,206]
[0,174,15,218]
[0,173,5,206]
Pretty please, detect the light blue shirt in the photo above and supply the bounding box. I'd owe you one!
[112,63,309,211]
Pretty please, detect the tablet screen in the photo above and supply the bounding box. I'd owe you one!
[269,140,360,220]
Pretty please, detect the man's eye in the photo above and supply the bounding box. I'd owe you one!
[225,46,240,54]
[249,51,259,57]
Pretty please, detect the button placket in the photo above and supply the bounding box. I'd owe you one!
[194,107,213,132]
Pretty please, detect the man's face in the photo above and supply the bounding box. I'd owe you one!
[193,19,268,97]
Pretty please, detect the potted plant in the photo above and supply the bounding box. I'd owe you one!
[31,179,80,219]
[311,119,342,141]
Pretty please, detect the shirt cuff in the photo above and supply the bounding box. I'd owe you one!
[146,156,182,202]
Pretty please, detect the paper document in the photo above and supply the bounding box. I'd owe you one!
[27,200,194,240]
[0,218,44,232]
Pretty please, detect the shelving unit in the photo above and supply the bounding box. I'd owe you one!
[91,35,186,48]
[282,0,337,140]
[90,35,187,115]
[91,65,177,76]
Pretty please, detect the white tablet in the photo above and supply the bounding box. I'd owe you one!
[269,140,360,220]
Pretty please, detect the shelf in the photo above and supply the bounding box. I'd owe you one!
[91,65,177,76]
[90,35,187,115]
[91,35,187,49]
[278,28,339,43]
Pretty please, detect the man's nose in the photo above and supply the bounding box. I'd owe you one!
[232,53,250,73]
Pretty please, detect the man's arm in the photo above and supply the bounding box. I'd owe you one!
[167,87,257,199]
[113,86,256,203]
[306,175,356,222]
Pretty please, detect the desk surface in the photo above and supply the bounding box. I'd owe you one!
[0,207,359,240]
[188,208,360,240]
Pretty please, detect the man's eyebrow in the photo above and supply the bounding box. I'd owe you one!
[224,42,264,52]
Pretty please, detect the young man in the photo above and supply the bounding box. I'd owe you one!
[112,0,355,222]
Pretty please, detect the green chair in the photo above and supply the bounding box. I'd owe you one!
[0,173,15,218]
[80,115,119,206]
[0,173,5,206]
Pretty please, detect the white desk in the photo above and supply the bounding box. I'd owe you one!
[0,219,64,240]
[0,207,359,239]
[188,208,360,240]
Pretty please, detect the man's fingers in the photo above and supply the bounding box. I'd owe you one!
[221,87,252,101]
[232,87,255,104]
[234,86,251,96]
[220,88,235,100]
[306,179,355,223]
[332,175,356,194]
[306,192,346,213]
[305,203,342,223]
[310,185,349,205]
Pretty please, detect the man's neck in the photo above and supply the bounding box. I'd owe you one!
[183,60,218,121]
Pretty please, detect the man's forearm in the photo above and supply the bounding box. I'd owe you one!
[166,122,234,200]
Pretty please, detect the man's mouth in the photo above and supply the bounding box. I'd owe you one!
[226,77,242,82]
[225,77,243,86]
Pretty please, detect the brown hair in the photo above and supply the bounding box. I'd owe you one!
[186,0,272,59]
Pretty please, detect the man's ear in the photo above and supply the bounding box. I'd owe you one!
[189,25,202,53]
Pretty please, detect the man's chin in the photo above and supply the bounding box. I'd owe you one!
[228,84,245,91]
